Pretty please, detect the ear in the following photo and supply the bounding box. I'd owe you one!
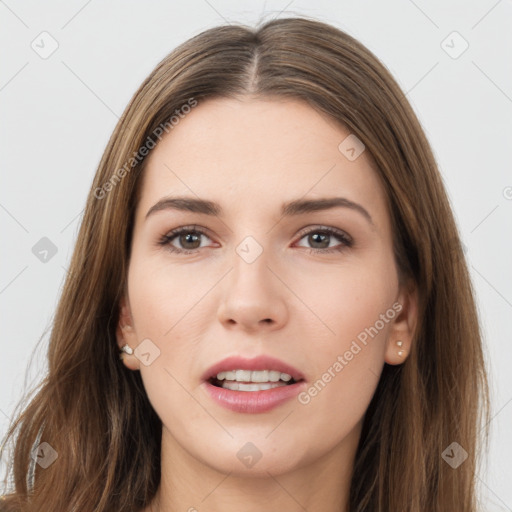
[384,279,418,366]
[116,293,140,371]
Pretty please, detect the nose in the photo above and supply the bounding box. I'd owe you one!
[216,249,289,333]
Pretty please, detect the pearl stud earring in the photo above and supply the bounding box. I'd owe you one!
[119,344,134,360]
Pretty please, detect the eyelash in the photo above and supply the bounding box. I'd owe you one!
[157,225,353,255]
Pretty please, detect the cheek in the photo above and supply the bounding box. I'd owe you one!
[293,255,397,421]
[293,250,398,345]
[127,252,208,337]
[292,314,390,457]
[126,255,213,402]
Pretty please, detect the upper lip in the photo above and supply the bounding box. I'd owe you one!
[202,355,305,382]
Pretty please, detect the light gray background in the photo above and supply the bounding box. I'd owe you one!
[1,0,511,509]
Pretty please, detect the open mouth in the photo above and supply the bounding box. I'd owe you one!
[208,369,301,392]
[203,360,307,413]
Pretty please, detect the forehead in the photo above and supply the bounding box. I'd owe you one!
[137,97,388,224]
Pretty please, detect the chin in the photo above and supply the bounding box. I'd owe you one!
[186,434,313,477]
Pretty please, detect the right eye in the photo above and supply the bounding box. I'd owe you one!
[158,226,215,254]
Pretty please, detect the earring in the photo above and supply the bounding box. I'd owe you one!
[396,340,404,357]
[119,344,134,360]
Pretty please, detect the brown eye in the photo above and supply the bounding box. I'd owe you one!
[176,232,202,250]
[307,232,330,249]
[158,227,213,254]
[295,227,353,254]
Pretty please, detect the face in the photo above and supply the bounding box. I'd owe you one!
[117,97,417,477]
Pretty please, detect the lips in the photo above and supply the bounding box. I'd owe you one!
[201,355,307,414]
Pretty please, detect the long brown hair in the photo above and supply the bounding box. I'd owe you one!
[0,16,491,511]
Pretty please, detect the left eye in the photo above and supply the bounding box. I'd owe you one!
[295,228,353,253]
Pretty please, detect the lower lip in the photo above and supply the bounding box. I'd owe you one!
[203,380,306,413]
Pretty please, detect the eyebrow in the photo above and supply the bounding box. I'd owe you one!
[145,196,374,227]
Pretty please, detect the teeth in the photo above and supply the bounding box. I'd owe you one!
[221,381,286,391]
[268,370,281,382]
[235,369,251,382]
[215,369,293,383]
[251,370,268,382]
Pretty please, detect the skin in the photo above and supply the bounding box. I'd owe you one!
[116,97,418,512]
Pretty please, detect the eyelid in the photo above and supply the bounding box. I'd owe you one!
[294,225,353,244]
[159,225,215,250]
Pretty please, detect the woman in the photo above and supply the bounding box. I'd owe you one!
[0,16,490,512]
